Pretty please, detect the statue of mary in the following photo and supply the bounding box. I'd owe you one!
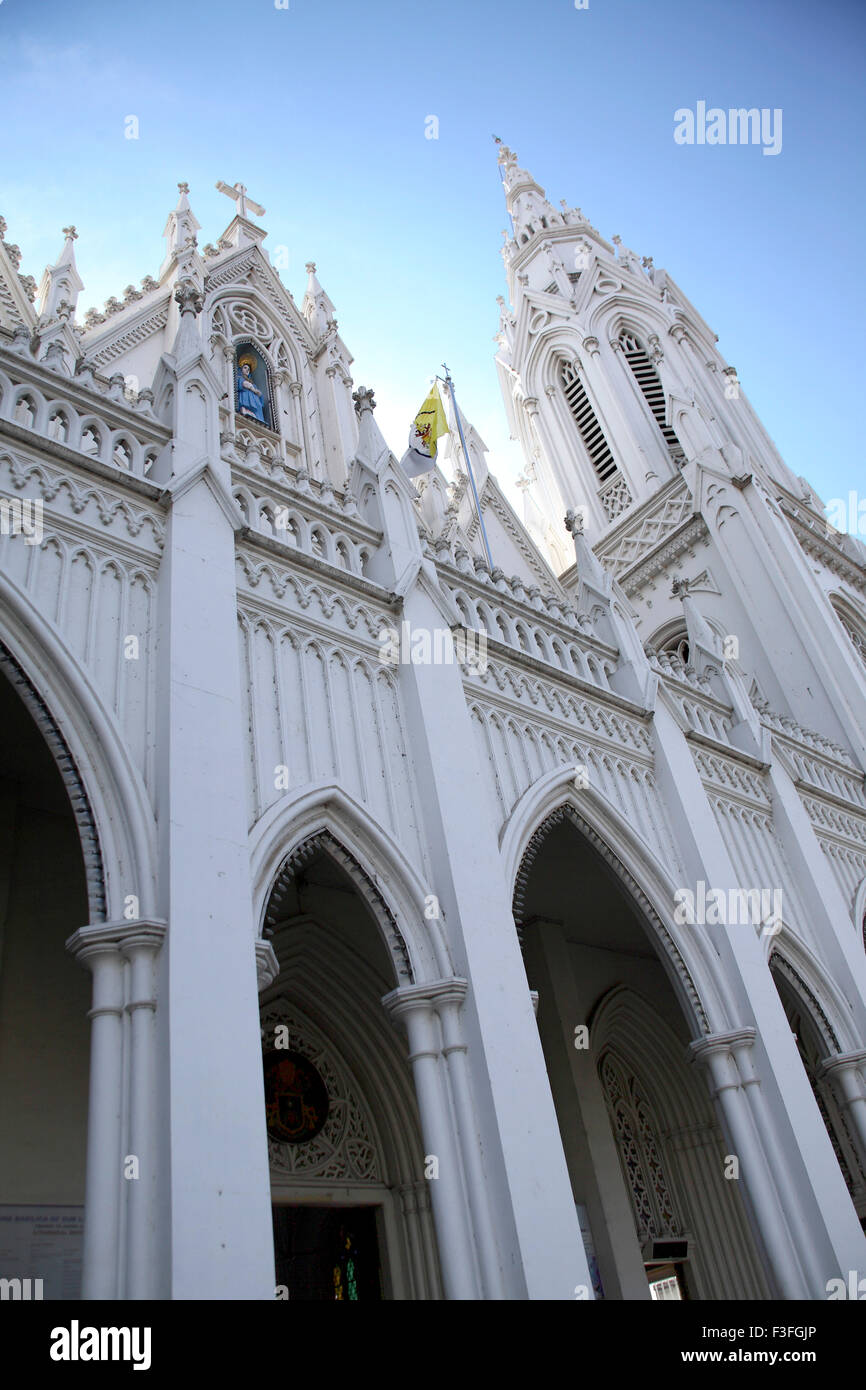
[236,352,267,425]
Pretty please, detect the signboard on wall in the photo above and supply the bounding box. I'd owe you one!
[0,1206,84,1300]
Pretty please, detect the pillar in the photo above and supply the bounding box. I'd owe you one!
[434,982,506,1299]
[691,1031,809,1298]
[67,918,166,1300]
[820,1051,866,1160]
[383,982,480,1299]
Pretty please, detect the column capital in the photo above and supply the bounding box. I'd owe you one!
[255,938,280,993]
[818,1049,866,1078]
[66,919,167,965]
[689,1028,756,1065]
[381,978,468,1021]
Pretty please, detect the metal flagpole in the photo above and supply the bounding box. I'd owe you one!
[439,364,494,570]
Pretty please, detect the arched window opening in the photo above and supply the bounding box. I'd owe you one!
[48,411,69,443]
[80,426,100,457]
[619,331,684,462]
[559,359,618,485]
[14,395,36,428]
[113,439,132,470]
[830,596,866,669]
[658,629,690,667]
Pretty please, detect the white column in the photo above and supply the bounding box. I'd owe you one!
[383,983,480,1299]
[819,1051,866,1159]
[121,924,165,1299]
[67,919,166,1300]
[732,1031,830,1295]
[434,982,506,1299]
[289,379,314,478]
[324,365,347,487]
[691,1031,809,1298]
[222,345,237,435]
[68,925,126,1299]
[397,1184,431,1300]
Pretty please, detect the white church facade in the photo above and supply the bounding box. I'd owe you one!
[1,148,865,1301]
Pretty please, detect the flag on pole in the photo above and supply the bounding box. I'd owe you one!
[399,382,449,478]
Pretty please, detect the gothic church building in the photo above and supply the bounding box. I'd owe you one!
[1,148,865,1301]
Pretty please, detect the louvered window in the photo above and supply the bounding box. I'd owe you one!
[559,359,618,484]
[619,331,683,459]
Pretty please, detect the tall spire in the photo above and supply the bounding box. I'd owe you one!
[302,261,336,338]
[161,182,202,280]
[494,140,608,304]
[35,225,84,373]
[496,143,560,242]
[37,225,83,323]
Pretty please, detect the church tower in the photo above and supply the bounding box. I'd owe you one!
[495,143,866,773]
[494,141,807,538]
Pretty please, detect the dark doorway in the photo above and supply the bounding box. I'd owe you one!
[272,1206,382,1300]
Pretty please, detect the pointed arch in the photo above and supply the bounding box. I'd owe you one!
[502,765,737,1036]
[768,945,866,1218]
[248,782,453,984]
[768,932,862,1056]
[829,592,866,669]
[0,571,157,921]
[616,326,684,460]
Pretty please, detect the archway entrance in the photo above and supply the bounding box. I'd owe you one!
[0,660,93,1298]
[770,956,866,1230]
[513,806,768,1300]
[260,835,441,1300]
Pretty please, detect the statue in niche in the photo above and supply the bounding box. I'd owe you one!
[235,348,269,426]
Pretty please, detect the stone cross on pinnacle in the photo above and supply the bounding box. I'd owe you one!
[215,181,266,220]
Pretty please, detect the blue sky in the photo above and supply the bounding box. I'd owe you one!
[1,0,863,513]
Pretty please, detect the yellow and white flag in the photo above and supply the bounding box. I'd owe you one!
[400,382,449,477]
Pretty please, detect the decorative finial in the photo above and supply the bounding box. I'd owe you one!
[177,182,189,194]
[62,225,78,240]
[174,279,204,317]
[492,134,502,144]
[564,507,587,536]
[671,576,689,598]
[305,261,316,275]
[352,385,376,416]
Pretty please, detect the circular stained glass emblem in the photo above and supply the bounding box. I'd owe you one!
[263,1050,330,1144]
